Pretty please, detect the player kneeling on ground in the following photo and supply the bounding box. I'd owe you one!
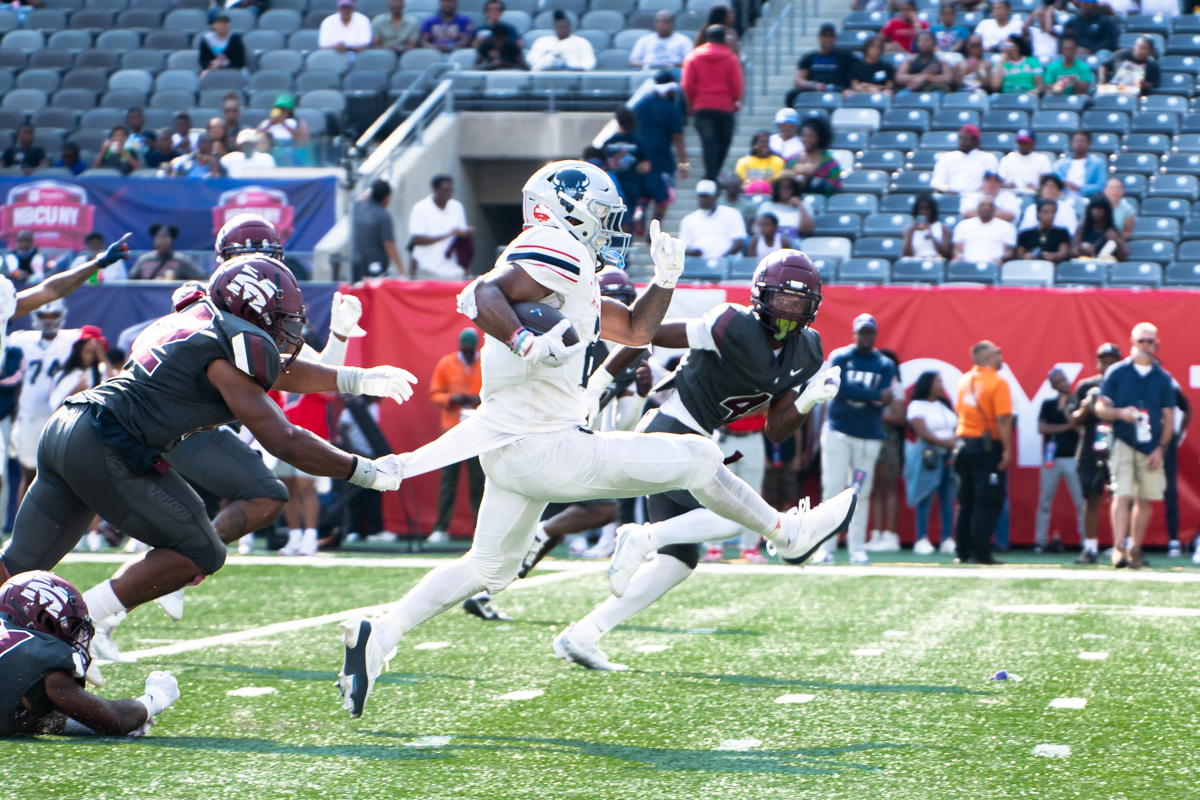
[0,572,178,737]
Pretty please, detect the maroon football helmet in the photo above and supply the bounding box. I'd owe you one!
[208,255,307,369]
[0,571,93,673]
[171,280,207,312]
[597,267,637,306]
[215,213,284,263]
[751,249,822,337]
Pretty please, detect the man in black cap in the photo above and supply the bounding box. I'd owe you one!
[1070,343,1122,564]
[786,23,853,108]
[633,70,688,234]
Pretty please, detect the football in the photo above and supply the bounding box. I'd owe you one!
[511,301,580,346]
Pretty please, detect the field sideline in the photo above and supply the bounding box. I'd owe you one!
[1,553,1197,799]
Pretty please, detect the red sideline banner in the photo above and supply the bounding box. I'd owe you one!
[348,280,1199,548]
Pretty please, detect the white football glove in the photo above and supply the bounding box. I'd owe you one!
[348,454,403,491]
[513,319,586,368]
[136,670,180,719]
[795,365,841,414]
[649,219,685,289]
[330,291,367,339]
[583,367,614,425]
[337,365,418,404]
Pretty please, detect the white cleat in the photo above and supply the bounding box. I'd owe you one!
[850,550,870,565]
[123,537,147,554]
[553,623,627,671]
[299,529,319,557]
[607,523,656,597]
[424,530,450,545]
[86,531,104,552]
[867,531,900,552]
[237,534,254,555]
[279,530,303,556]
[809,550,836,565]
[337,617,395,719]
[582,527,617,559]
[774,489,857,565]
[939,537,957,555]
[91,611,136,664]
[566,534,588,556]
[912,538,936,556]
[157,589,185,621]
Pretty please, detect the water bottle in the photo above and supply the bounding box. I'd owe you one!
[988,473,999,486]
[1043,440,1056,467]
[1136,410,1152,444]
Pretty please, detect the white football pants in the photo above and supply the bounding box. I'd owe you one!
[374,426,780,651]
[709,432,766,552]
[818,428,881,556]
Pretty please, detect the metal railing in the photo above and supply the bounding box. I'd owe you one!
[357,76,455,183]
[354,61,457,155]
[758,0,796,96]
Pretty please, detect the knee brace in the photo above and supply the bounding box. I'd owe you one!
[674,434,724,491]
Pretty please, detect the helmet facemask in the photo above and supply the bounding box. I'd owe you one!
[753,283,821,340]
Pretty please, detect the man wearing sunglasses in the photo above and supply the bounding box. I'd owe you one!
[1095,323,1176,570]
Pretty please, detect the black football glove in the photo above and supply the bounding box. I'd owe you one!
[99,233,132,267]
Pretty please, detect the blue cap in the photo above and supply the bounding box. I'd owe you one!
[774,108,800,126]
[852,313,877,332]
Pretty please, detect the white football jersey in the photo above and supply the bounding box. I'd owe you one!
[467,223,600,436]
[11,328,82,419]
[0,275,17,356]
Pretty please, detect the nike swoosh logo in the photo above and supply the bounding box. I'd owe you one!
[790,368,805,376]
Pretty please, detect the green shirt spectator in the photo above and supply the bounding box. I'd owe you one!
[992,34,1043,95]
[1044,38,1093,96]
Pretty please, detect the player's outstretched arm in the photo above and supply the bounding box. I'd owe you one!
[765,366,842,443]
[13,233,131,318]
[210,359,403,491]
[42,667,179,736]
[273,354,416,405]
[598,222,683,347]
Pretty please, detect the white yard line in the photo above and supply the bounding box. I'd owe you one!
[60,553,595,571]
[119,564,602,661]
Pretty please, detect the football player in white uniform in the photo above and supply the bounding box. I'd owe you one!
[0,236,131,496]
[337,162,858,719]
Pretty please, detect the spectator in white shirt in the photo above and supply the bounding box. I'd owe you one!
[999,129,1052,194]
[974,0,1023,51]
[903,193,954,260]
[1016,173,1078,234]
[528,10,596,71]
[319,0,374,53]
[952,198,1017,264]
[221,129,277,178]
[408,174,473,280]
[630,11,694,68]
[931,124,998,195]
[960,171,1022,223]
[680,179,747,258]
[768,107,802,168]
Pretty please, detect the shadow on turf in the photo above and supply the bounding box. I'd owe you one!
[53,733,905,774]
[170,663,482,685]
[641,670,990,695]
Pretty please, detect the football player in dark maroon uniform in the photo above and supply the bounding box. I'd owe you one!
[0,571,179,737]
[0,257,416,653]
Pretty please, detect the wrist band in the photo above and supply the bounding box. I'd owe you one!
[346,455,359,481]
[507,327,534,358]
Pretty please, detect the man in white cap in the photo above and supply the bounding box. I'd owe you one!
[679,179,747,258]
[813,313,895,565]
[319,0,374,53]
[769,108,802,168]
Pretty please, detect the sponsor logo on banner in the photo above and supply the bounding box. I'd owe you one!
[0,181,94,249]
[212,186,294,242]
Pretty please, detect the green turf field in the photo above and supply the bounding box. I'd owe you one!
[2,553,1198,800]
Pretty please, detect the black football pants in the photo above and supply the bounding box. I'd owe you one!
[954,438,1006,561]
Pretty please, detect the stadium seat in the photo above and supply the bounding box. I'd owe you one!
[862,213,911,236]
[1164,261,1200,286]
[811,213,862,240]
[918,131,959,150]
[856,149,903,171]
[830,108,880,133]
[299,89,345,111]
[1054,259,1106,286]
[1149,174,1200,200]
[853,236,903,261]
[1176,240,1200,260]
[801,195,825,216]
[75,48,117,71]
[794,91,843,112]
[32,107,78,129]
[1160,55,1200,75]
[575,29,611,51]
[837,258,890,284]
[198,70,246,92]
[259,50,304,72]
[827,194,879,216]
[352,48,398,72]
[1126,13,1172,36]
[1,89,48,111]
[594,49,631,70]
[906,152,940,172]
[946,261,998,284]
[843,92,891,111]
[400,49,444,71]
[52,86,98,109]
[116,8,161,28]
[1081,110,1129,136]
[1119,173,1149,199]
[243,29,285,52]
[1091,94,1137,113]
[841,170,889,196]
[834,29,873,51]
[1140,197,1190,220]
[17,69,61,94]
[80,106,125,129]
[306,49,351,74]
[1109,261,1162,287]
[891,171,933,193]
[1131,216,1180,240]
[1159,73,1195,97]
[46,30,92,51]
[832,130,868,151]
[680,256,728,282]
[342,70,387,93]
[2,31,46,53]
[880,194,917,213]
[288,29,322,50]
[23,9,68,29]
[979,131,1016,151]
[258,8,302,32]
[70,8,113,28]
[148,89,194,110]
[981,109,1028,132]
[1124,133,1171,155]
[891,258,943,284]
[121,49,165,72]
[1126,239,1176,265]
[1131,112,1181,136]
[931,109,979,131]
[881,108,930,133]
[989,93,1036,111]
[941,91,988,111]
[892,91,940,111]
[843,8,888,29]
[580,9,624,30]
[1040,94,1086,111]
[801,237,852,264]
[154,70,199,92]
[868,131,917,151]
[533,9,577,28]
[1031,110,1078,134]
[726,256,761,279]
[1110,152,1159,176]
[1182,218,1200,240]
[144,29,188,50]
[297,70,340,92]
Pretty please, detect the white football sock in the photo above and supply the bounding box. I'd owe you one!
[643,508,744,550]
[286,528,302,546]
[83,580,126,621]
[303,528,318,543]
[690,466,781,538]
[739,531,760,552]
[1084,537,1098,554]
[375,558,490,652]
[574,554,694,645]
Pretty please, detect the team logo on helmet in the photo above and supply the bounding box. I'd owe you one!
[551,169,590,202]
[532,204,551,223]
[227,268,279,315]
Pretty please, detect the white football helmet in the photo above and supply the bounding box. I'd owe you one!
[32,298,66,332]
[522,160,630,265]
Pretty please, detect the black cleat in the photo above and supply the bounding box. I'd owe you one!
[462,593,513,622]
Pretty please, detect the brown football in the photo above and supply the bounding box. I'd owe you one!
[511,301,580,346]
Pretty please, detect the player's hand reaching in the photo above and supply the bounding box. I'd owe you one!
[514,319,586,368]
[649,219,684,290]
[348,453,404,491]
[338,365,418,404]
[583,367,614,425]
[136,670,180,722]
[795,365,841,414]
[99,233,131,267]
[330,291,367,339]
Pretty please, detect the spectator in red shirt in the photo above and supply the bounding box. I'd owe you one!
[681,24,744,181]
[273,390,336,557]
[881,0,929,53]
